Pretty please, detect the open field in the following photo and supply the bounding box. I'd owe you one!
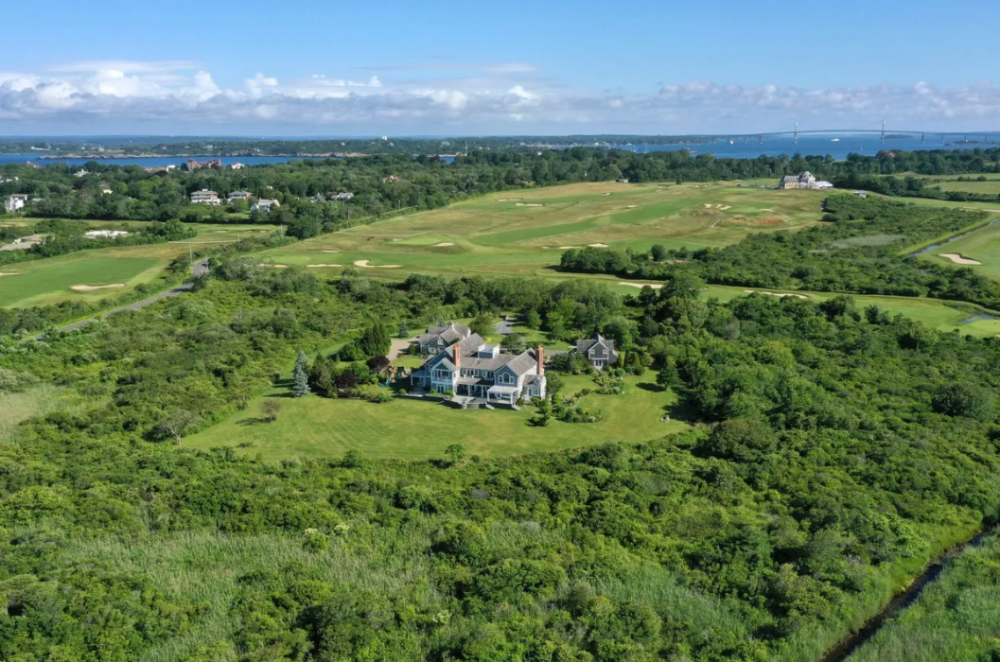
[186,374,692,462]
[923,219,1000,282]
[0,224,279,308]
[0,383,99,441]
[256,182,825,279]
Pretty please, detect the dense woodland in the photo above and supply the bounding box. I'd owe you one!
[2,256,1000,660]
[561,194,1000,310]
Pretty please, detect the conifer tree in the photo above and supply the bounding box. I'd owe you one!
[292,350,311,397]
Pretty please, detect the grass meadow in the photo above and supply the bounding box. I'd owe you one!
[186,374,692,462]
[255,182,825,279]
[0,222,278,308]
[0,383,99,441]
[849,531,1000,662]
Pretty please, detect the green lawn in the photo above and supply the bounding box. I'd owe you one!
[923,220,1000,282]
[255,181,826,280]
[0,254,161,307]
[186,374,691,462]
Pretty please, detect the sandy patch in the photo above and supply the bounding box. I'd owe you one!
[0,272,19,277]
[626,205,638,208]
[589,243,610,248]
[515,203,545,207]
[703,203,712,208]
[433,242,455,247]
[354,259,401,269]
[265,264,288,269]
[322,250,340,254]
[307,264,343,268]
[719,205,732,211]
[70,283,125,292]
[940,253,982,265]
[496,198,521,202]
[619,282,663,290]
[761,208,775,212]
[744,289,810,300]
[558,246,577,250]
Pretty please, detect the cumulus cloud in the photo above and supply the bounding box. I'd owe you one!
[0,61,998,132]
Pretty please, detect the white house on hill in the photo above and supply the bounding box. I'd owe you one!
[411,332,547,404]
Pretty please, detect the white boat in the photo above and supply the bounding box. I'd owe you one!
[831,138,840,142]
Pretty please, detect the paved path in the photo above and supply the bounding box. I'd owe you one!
[57,259,209,333]
[494,315,516,336]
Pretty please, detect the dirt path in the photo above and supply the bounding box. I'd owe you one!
[388,337,416,359]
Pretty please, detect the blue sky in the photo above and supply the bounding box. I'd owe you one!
[1,0,998,136]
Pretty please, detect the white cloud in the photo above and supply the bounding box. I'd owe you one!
[1,62,999,132]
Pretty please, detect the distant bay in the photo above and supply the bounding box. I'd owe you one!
[0,155,327,168]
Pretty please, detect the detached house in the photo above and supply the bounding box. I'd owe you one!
[415,322,472,355]
[251,199,280,213]
[575,334,619,369]
[190,189,221,205]
[411,332,547,404]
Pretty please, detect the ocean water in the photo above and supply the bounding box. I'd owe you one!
[621,133,999,160]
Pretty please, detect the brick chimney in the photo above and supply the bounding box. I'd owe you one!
[537,345,544,376]
[454,343,461,368]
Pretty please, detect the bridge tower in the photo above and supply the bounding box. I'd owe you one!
[793,122,798,145]
[880,120,886,145]
[758,134,763,145]
[921,133,926,144]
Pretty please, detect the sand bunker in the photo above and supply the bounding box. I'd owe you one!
[703,203,712,208]
[265,264,288,269]
[558,246,577,250]
[307,264,343,268]
[719,205,732,211]
[626,205,638,208]
[940,253,982,265]
[515,203,545,207]
[433,242,455,247]
[619,282,663,290]
[496,198,521,202]
[354,259,402,269]
[71,283,125,292]
[322,250,340,254]
[744,290,810,300]
[0,272,19,277]
[589,243,610,248]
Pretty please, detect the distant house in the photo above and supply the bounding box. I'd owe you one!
[854,190,869,198]
[251,199,280,213]
[3,196,24,213]
[381,175,401,183]
[231,162,245,170]
[99,184,114,195]
[190,189,221,205]
[415,322,472,355]
[73,169,88,178]
[311,194,326,203]
[616,178,630,184]
[84,230,128,239]
[575,334,619,370]
[185,159,223,172]
[228,191,252,203]
[780,171,833,190]
[332,192,355,201]
[410,331,547,403]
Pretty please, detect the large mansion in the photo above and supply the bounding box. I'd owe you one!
[411,332,547,404]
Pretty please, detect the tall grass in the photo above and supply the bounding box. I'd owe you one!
[848,532,1000,662]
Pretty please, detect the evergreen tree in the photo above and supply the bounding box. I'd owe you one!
[359,322,391,358]
[398,320,409,338]
[293,350,311,397]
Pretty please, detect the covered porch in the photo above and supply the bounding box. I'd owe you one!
[487,385,520,405]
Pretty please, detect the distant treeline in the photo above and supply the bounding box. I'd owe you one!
[2,148,999,234]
